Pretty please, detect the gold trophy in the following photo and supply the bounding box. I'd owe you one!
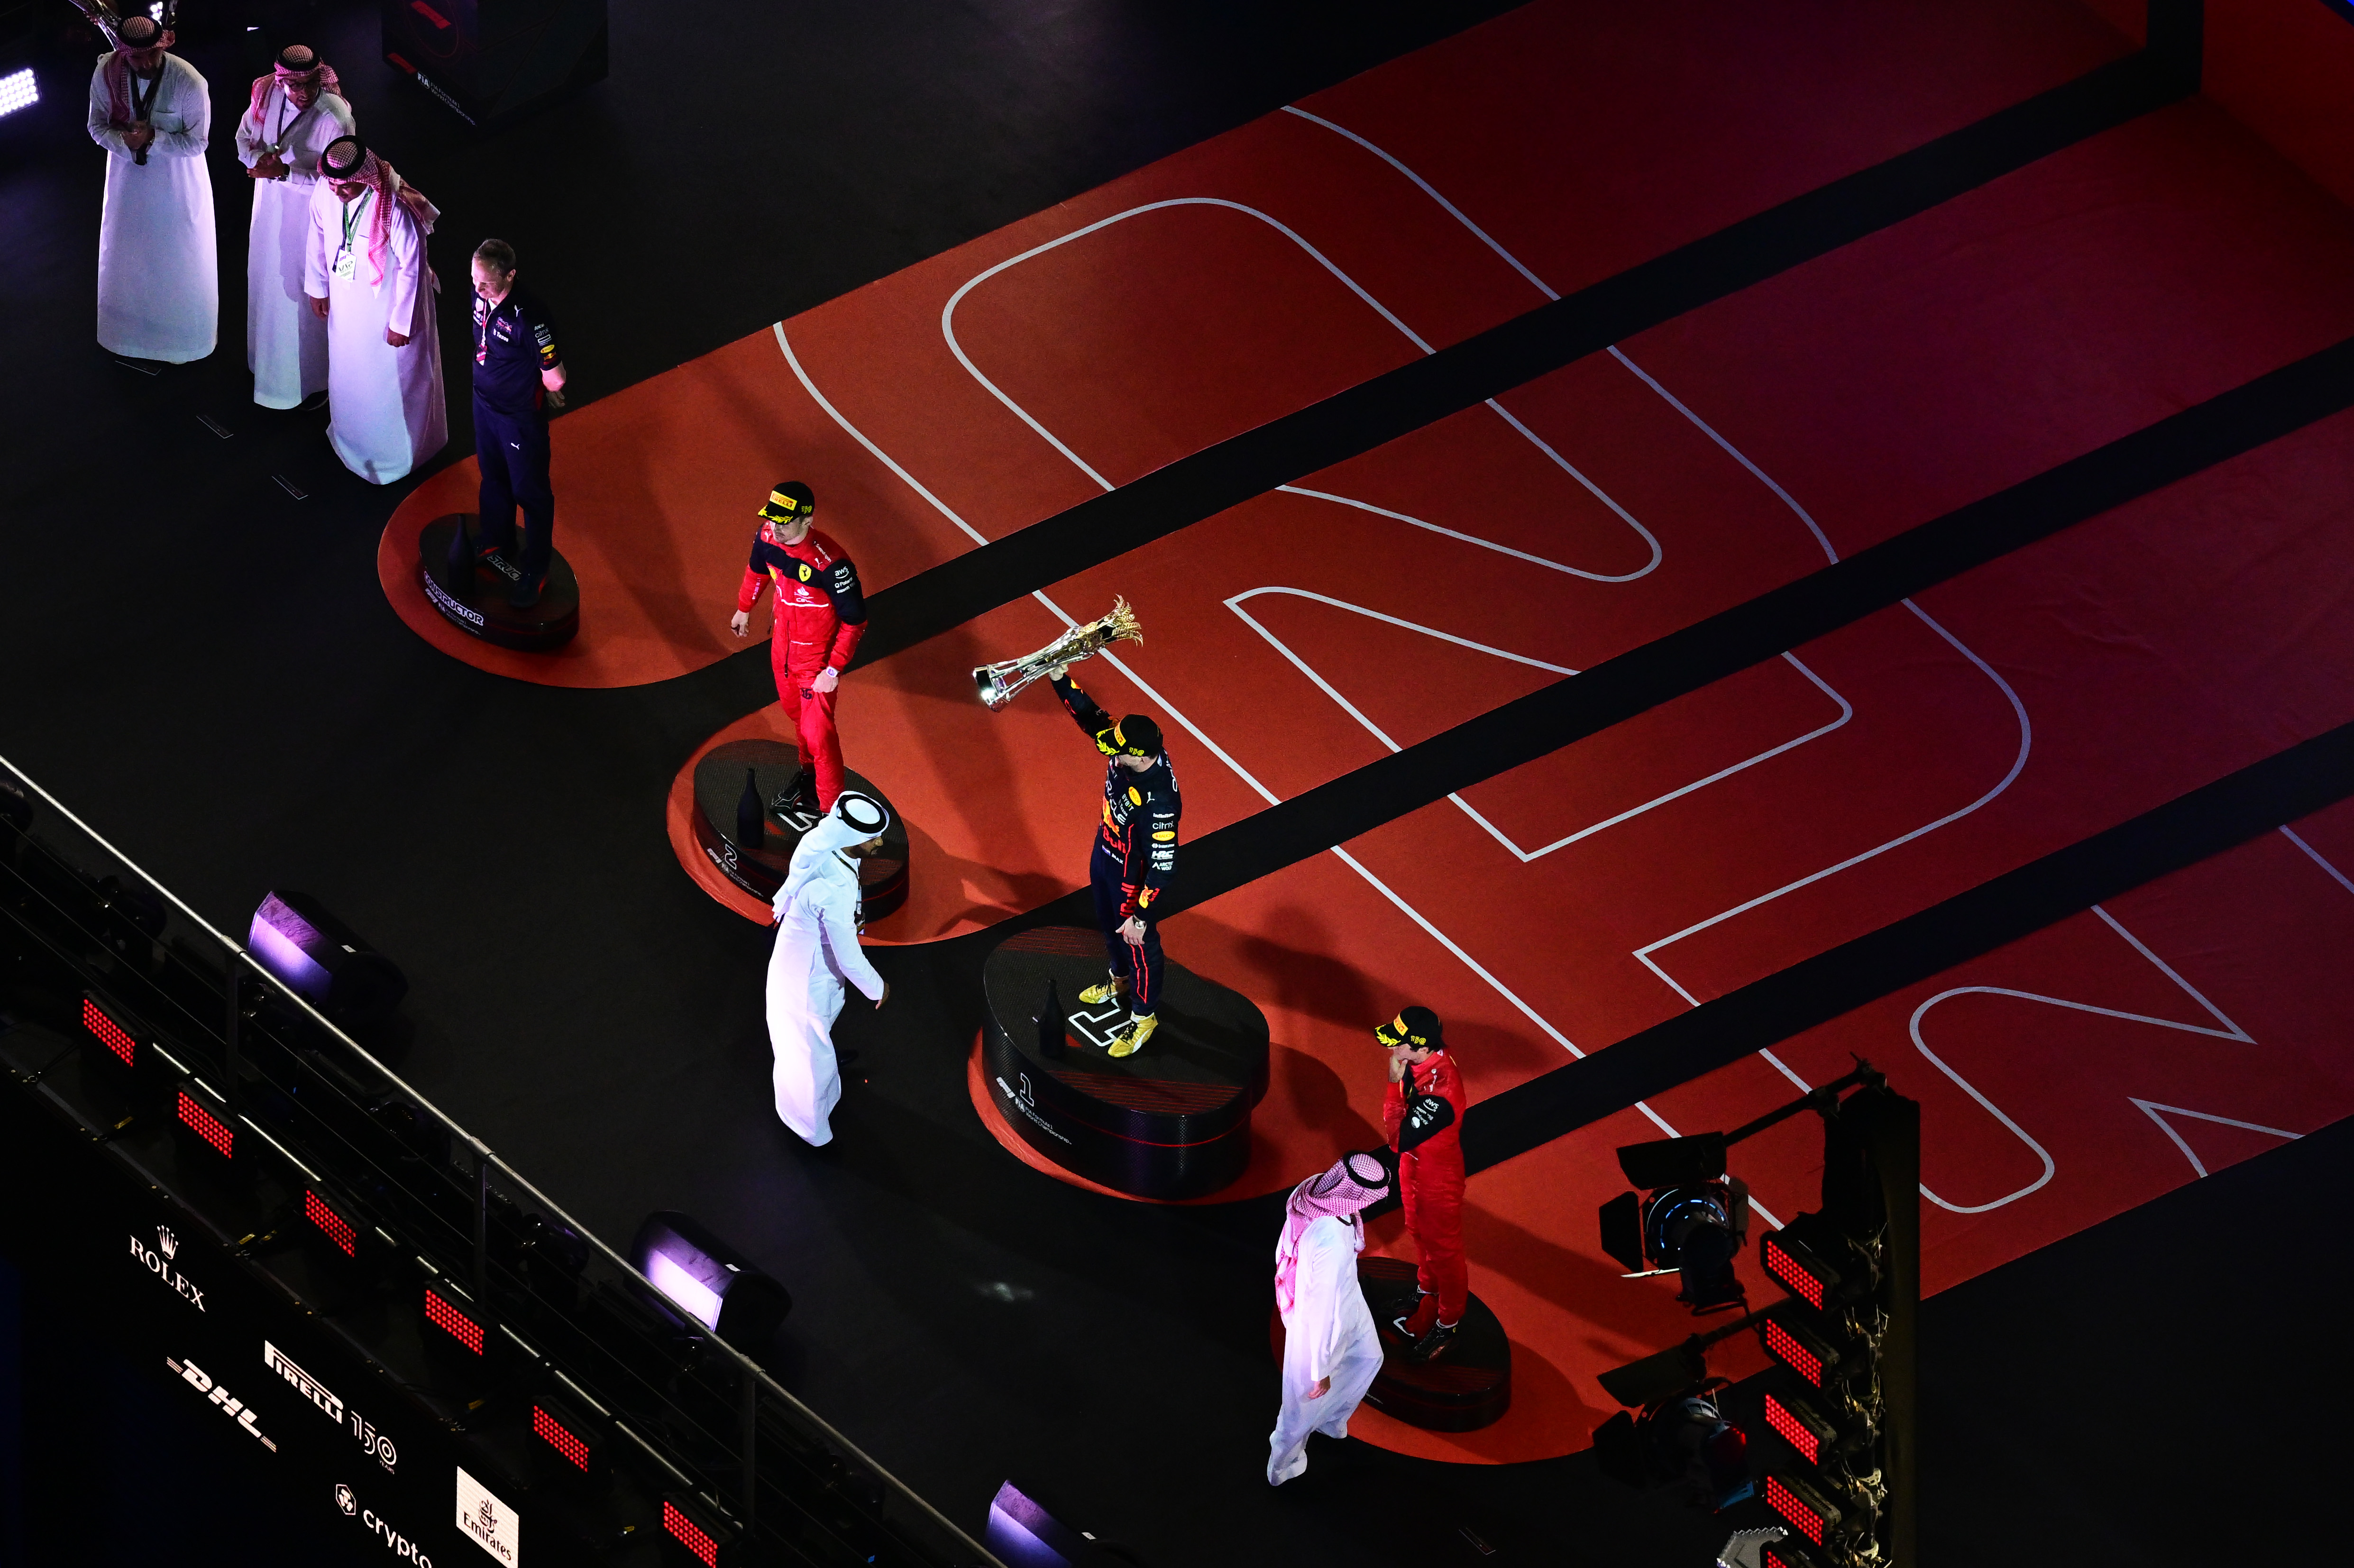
[973,597,1143,710]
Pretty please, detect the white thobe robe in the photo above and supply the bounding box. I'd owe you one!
[303,180,447,483]
[87,55,218,363]
[765,830,885,1146]
[1268,1217,1384,1484]
[235,85,355,407]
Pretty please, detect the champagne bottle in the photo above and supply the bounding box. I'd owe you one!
[735,767,763,850]
[1036,975,1065,1061]
[441,515,474,598]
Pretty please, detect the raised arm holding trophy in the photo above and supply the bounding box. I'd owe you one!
[974,599,1178,1059]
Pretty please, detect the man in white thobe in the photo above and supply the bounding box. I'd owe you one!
[766,793,892,1146]
[235,45,354,408]
[85,15,217,363]
[1269,1150,1394,1485]
[304,136,448,484]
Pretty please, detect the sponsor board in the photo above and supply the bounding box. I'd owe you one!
[166,1355,278,1450]
[455,1467,521,1564]
[266,1340,400,1472]
[129,1223,208,1311]
[338,1481,435,1566]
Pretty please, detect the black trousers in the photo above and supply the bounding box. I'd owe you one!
[473,397,555,584]
[1090,841,1164,1017]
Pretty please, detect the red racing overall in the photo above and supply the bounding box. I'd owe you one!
[1384,1049,1469,1333]
[736,524,866,811]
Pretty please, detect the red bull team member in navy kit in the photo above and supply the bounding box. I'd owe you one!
[468,238,566,608]
[1047,664,1179,1058]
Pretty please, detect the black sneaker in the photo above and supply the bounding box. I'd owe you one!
[778,766,819,812]
[1406,1320,1458,1362]
[508,575,544,609]
[1386,1290,1429,1341]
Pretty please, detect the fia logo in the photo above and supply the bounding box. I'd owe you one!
[129,1225,206,1311]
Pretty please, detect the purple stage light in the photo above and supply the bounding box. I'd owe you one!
[248,893,332,998]
[985,1479,1123,1568]
[627,1212,791,1348]
[244,891,406,1021]
[645,1247,724,1330]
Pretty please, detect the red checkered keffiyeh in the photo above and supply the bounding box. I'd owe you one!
[1273,1150,1392,1314]
[321,141,440,288]
[247,54,340,124]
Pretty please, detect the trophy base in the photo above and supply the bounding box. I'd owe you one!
[415,514,580,652]
[1271,1257,1511,1432]
[687,739,909,916]
[979,926,1269,1200]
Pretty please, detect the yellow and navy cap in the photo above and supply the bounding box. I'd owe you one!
[1093,714,1163,758]
[757,480,815,523]
[1374,1006,1444,1052]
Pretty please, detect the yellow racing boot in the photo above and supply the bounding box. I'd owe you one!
[1106,1014,1158,1059]
[1078,976,1129,1007]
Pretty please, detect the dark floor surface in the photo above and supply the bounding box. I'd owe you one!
[0,2,2340,1563]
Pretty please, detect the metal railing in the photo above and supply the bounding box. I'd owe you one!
[0,749,1000,1567]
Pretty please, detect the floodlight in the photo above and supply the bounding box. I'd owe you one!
[1764,1471,1869,1553]
[1617,1131,1726,1188]
[81,992,144,1071]
[1760,1538,1828,1568]
[247,891,407,1023]
[660,1493,742,1567]
[0,69,35,119]
[530,1394,607,1482]
[174,1077,237,1160]
[1760,1315,1850,1390]
[423,1279,489,1355]
[1597,1338,1707,1408]
[630,1212,791,1349]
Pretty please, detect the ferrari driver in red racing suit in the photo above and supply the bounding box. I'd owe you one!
[1380,1005,1469,1360]
[728,481,867,813]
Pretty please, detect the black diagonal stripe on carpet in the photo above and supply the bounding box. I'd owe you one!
[1457,717,2354,1175]
[818,33,2195,673]
[986,335,2354,937]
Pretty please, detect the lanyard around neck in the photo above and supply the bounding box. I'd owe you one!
[339,190,369,254]
[128,63,163,120]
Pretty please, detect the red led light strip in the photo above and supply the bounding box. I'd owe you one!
[1765,1320,1823,1386]
[304,1191,357,1257]
[1764,1237,1825,1308]
[663,1500,720,1567]
[1762,1392,1820,1464]
[176,1091,234,1157]
[423,1288,485,1353]
[82,999,136,1066]
[532,1405,591,1470]
[1766,1475,1828,1545]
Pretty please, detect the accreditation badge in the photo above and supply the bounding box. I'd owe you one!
[333,249,357,281]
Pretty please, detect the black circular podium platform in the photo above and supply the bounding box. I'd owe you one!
[1359,1256,1511,1431]
[688,738,909,917]
[416,514,581,651]
[981,926,1270,1200]
[1270,1256,1511,1432]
